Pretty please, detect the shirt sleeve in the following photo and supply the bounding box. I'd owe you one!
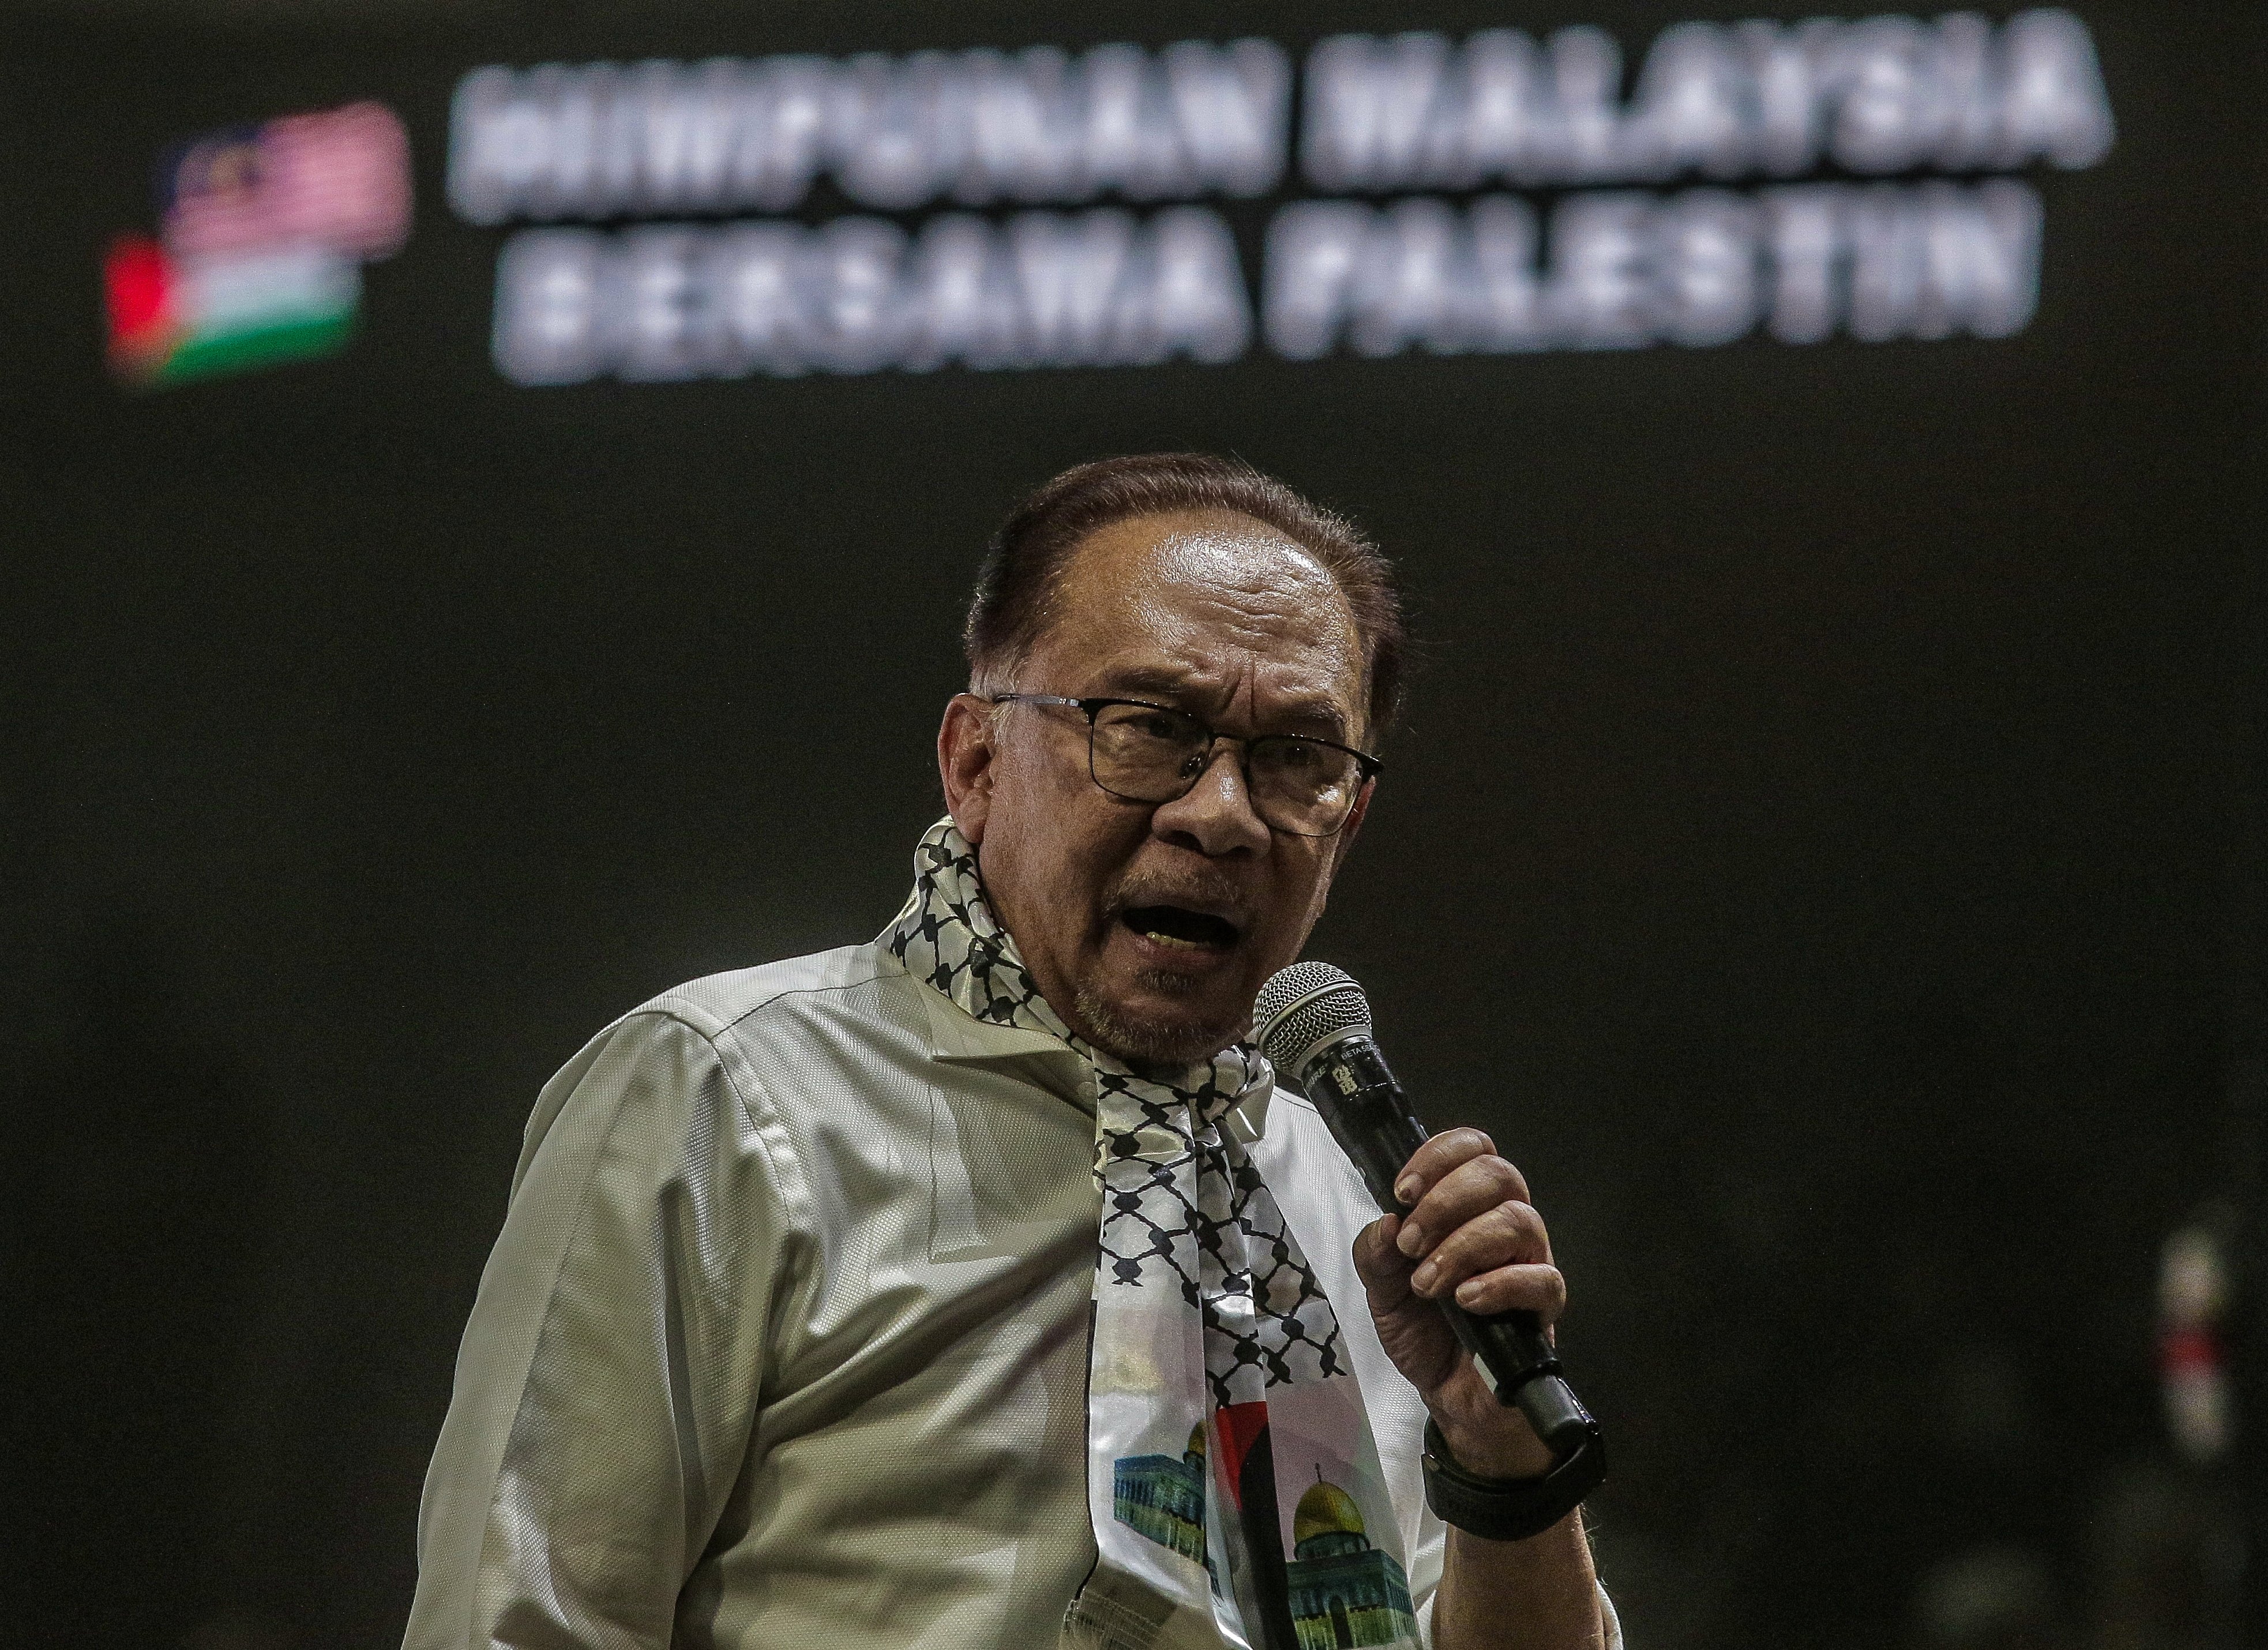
[402,1011,796,1650]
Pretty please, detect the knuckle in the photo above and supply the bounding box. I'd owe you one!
[1413,1177,1467,1225]
[1421,1128,1488,1169]
[1470,1263,1565,1318]
[1486,1201,1531,1242]
[1471,1269,1528,1312]
[1422,1229,1483,1281]
[1442,1157,1508,1209]
[1463,1204,1545,1266]
[1454,1272,1501,1310]
[1439,1210,1519,1270]
[1481,1156,1526,1199]
[1515,1205,1553,1259]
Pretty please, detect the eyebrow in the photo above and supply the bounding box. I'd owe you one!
[1094,665,1353,740]
[1098,664,1195,699]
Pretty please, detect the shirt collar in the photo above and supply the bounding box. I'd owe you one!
[890,945,1277,1136]
[899,948,1094,1110]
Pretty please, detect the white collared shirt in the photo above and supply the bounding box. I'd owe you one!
[403,937,1619,1649]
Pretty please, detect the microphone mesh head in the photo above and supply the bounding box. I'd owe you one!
[1254,961,1373,1077]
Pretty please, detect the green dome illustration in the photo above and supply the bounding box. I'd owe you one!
[1292,1479,1365,1547]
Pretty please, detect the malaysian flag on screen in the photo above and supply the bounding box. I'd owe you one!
[108,99,411,386]
[160,100,410,260]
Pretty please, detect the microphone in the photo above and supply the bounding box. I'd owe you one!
[1254,962,1603,1465]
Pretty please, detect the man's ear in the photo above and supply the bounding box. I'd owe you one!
[939,693,1002,844]
[1327,775,1376,873]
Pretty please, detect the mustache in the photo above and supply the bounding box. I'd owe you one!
[1104,865,1251,925]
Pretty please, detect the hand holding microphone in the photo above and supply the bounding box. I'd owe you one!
[1256,962,1605,1538]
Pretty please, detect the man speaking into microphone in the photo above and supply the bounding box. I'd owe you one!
[403,454,1616,1650]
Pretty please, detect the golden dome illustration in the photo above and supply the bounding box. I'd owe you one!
[1292,1479,1365,1546]
[1186,1423,1207,1459]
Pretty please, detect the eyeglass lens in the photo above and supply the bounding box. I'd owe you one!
[1087,702,1360,834]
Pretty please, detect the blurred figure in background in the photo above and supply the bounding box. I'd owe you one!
[1909,1545,2068,1650]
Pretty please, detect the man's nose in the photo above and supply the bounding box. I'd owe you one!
[1150,743,1271,856]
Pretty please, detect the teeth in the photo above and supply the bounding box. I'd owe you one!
[1144,929,1203,949]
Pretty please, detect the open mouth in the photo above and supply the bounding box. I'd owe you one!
[1121,905,1241,952]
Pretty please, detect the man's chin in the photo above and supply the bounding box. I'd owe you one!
[1073,972,1249,1072]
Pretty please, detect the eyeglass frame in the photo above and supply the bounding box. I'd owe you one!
[987,692,1382,838]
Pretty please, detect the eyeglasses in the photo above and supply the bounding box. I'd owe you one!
[991,693,1380,838]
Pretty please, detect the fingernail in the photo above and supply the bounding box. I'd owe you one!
[1411,1259,1438,1294]
[1455,1279,1484,1306]
[1394,1176,1420,1205]
[1396,1222,1425,1258]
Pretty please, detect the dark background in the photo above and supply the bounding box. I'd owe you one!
[2,3,2261,1648]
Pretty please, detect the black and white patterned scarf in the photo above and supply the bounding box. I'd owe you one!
[890,819,1420,1650]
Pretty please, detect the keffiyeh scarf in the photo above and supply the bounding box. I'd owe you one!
[889,819,1420,1650]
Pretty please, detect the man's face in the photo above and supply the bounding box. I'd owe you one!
[940,509,1372,1070]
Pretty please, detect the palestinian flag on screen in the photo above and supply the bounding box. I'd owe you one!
[106,237,361,385]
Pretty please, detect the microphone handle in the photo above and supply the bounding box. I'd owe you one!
[1297,1035,1599,1460]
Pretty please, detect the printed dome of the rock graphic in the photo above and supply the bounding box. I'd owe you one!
[1291,1479,1365,1547]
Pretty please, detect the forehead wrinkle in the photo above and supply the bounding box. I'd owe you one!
[1041,511,1368,728]
[1187,583,1331,635]
[1151,574,1359,707]
[1146,537,1357,657]
[1136,642,1360,748]
[1150,525,1346,612]
[1056,509,1353,633]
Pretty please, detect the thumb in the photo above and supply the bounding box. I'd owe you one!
[1352,1212,1419,1308]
